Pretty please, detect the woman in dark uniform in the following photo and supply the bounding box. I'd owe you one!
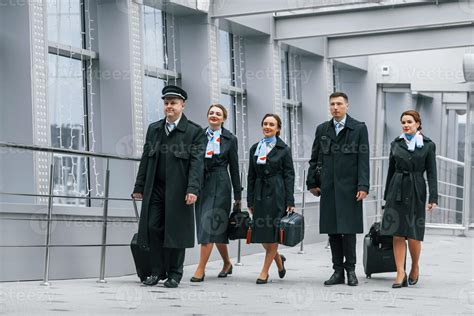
[382,110,438,288]
[190,104,242,282]
[247,113,295,284]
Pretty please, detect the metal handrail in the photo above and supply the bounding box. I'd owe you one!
[0,141,142,285]
[0,191,134,202]
[0,141,140,161]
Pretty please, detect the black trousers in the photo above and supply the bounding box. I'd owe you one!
[328,234,356,273]
[148,184,186,283]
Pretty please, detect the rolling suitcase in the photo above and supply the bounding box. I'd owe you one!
[130,198,151,282]
[279,212,305,247]
[130,233,152,282]
[363,222,403,278]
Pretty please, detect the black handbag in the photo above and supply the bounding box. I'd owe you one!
[368,222,393,249]
[228,204,251,240]
[279,211,305,247]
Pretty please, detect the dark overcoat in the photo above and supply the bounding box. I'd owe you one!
[247,137,295,243]
[381,136,438,241]
[306,115,370,234]
[195,127,242,244]
[133,114,206,249]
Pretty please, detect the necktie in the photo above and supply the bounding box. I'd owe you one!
[335,122,343,135]
[166,122,176,135]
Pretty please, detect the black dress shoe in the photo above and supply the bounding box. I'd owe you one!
[392,273,408,288]
[278,255,286,279]
[218,265,233,278]
[347,271,358,286]
[256,276,269,284]
[164,278,179,288]
[190,273,205,282]
[324,272,345,286]
[142,274,166,284]
[143,275,161,286]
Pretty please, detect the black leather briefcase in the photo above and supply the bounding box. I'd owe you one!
[279,212,305,247]
[228,205,251,240]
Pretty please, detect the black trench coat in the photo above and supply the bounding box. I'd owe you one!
[247,137,295,243]
[306,115,370,234]
[195,127,242,244]
[381,136,438,241]
[133,114,206,249]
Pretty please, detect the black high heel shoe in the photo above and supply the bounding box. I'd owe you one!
[409,266,419,285]
[392,273,408,288]
[408,275,419,285]
[218,265,233,278]
[278,255,286,279]
[256,275,269,284]
[190,273,205,282]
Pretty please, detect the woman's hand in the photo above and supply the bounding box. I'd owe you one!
[427,203,437,212]
[309,187,321,197]
[185,193,198,205]
[287,206,295,213]
[248,207,253,214]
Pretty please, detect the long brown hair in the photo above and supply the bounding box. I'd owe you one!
[400,110,422,131]
[261,113,282,137]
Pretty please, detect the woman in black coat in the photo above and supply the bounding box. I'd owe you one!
[247,113,295,284]
[381,110,438,288]
[190,104,242,282]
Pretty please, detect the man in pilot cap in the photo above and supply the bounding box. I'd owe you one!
[132,85,206,288]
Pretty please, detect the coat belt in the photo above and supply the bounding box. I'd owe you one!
[393,170,423,202]
[206,166,228,173]
[255,174,280,201]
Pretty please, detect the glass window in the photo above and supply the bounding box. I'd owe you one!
[48,54,87,205]
[219,93,235,134]
[47,0,83,48]
[218,30,232,87]
[143,76,165,127]
[142,6,165,68]
[48,54,85,148]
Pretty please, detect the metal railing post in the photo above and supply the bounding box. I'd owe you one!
[40,160,55,286]
[298,169,306,254]
[235,171,244,266]
[462,92,473,235]
[97,159,111,283]
[376,159,382,218]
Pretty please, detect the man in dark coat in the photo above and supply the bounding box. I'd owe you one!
[306,92,370,286]
[132,85,206,288]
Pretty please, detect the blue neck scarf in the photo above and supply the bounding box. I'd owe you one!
[255,136,277,165]
[205,128,221,158]
[400,131,423,151]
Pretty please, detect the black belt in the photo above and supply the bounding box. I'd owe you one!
[255,174,281,201]
[205,166,228,174]
[393,170,423,202]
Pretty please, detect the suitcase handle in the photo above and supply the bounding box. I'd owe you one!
[131,196,140,221]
